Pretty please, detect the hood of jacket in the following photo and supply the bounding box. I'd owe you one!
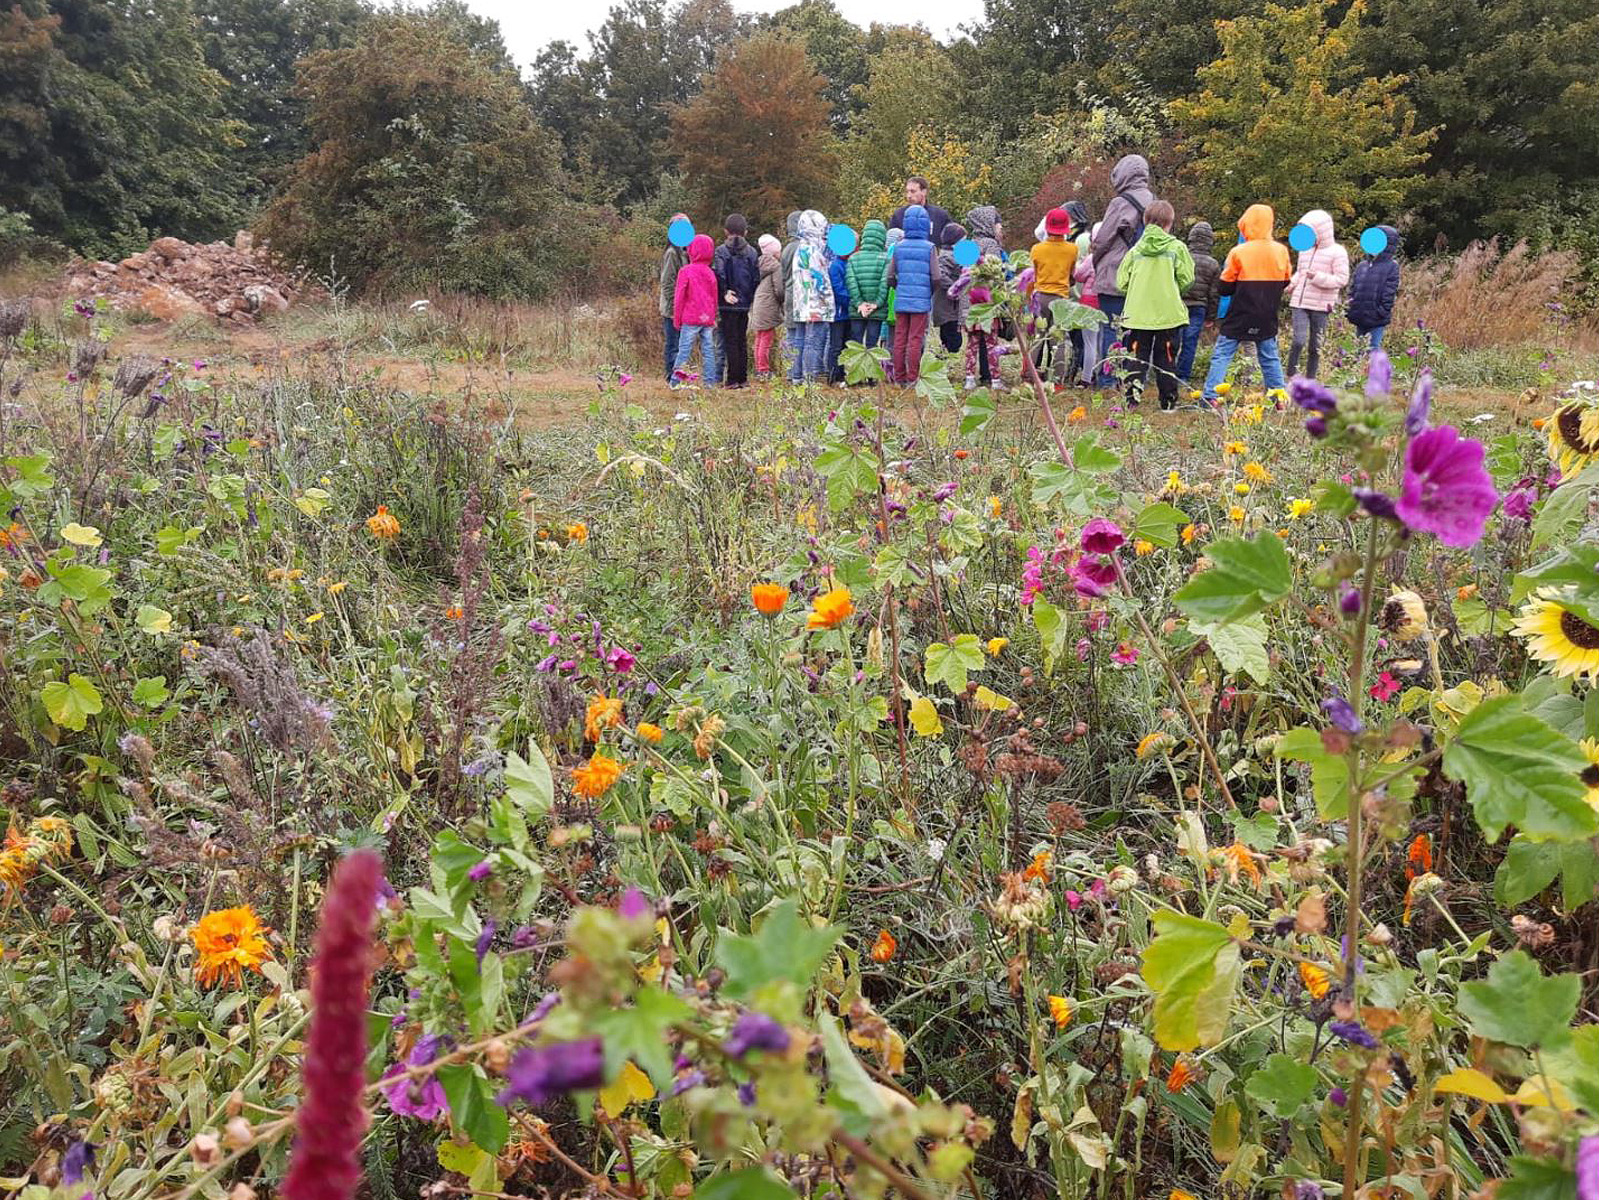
[860,220,887,252]
[1110,154,1150,194]
[758,234,780,258]
[1376,224,1400,259]
[1238,204,1276,242]
[1136,225,1183,257]
[1300,209,1336,248]
[785,211,801,237]
[688,233,715,264]
[965,205,999,240]
[1187,221,1215,255]
[1063,200,1090,233]
[885,228,904,249]
[941,221,967,247]
[798,209,827,247]
[901,204,931,242]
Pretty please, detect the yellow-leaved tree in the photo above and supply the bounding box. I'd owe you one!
[847,128,996,229]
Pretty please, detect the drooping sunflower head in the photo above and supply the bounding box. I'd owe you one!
[1545,404,1599,475]
[1512,587,1599,679]
[1380,590,1430,642]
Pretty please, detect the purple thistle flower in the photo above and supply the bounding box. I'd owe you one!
[1396,426,1498,548]
[617,887,651,920]
[1328,1020,1379,1049]
[1404,370,1433,435]
[1365,350,1392,398]
[1080,517,1124,555]
[1289,376,1338,415]
[1577,1135,1599,1200]
[1329,1086,1348,1107]
[723,1011,791,1058]
[62,1141,95,1186]
[1352,488,1398,521]
[468,859,494,882]
[1321,695,1363,734]
[1339,588,1362,616]
[497,1038,605,1108]
[474,918,497,965]
[380,1034,449,1120]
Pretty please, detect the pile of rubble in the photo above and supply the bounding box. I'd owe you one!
[62,232,312,324]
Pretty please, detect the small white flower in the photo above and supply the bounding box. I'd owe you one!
[926,837,947,862]
[674,412,693,422]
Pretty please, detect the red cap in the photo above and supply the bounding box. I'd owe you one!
[1044,207,1071,235]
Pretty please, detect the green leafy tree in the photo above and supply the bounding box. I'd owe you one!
[954,0,1116,140]
[1171,0,1433,227]
[764,0,868,131]
[669,33,837,231]
[258,12,587,298]
[834,36,963,214]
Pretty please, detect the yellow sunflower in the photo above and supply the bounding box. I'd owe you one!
[1581,738,1599,813]
[1545,404,1599,475]
[191,906,273,989]
[1513,588,1599,678]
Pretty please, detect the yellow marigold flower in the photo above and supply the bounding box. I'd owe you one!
[1067,405,1088,423]
[636,722,663,745]
[365,505,400,541]
[567,522,589,544]
[1165,470,1186,494]
[584,695,624,743]
[305,611,324,625]
[1234,481,1251,495]
[1243,461,1272,484]
[1133,539,1155,556]
[1166,1059,1196,1092]
[1298,961,1331,999]
[1223,441,1247,456]
[870,928,897,963]
[572,753,624,799]
[807,586,855,630]
[751,582,789,616]
[1221,842,1262,887]
[1287,498,1315,520]
[1172,1191,1199,1200]
[1135,731,1174,759]
[988,495,1003,518]
[1180,523,1198,545]
[190,906,273,989]
[1214,382,1233,397]
[1228,506,1246,523]
[986,636,1009,656]
[327,581,348,595]
[1047,995,1073,1030]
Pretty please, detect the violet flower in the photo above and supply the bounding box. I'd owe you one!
[1295,1183,1326,1200]
[1365,350,1392,398]
[737,1080,758,1106]
[1404,370,1433,435]
[1576,1135,1598,1200]
[380,1034,449,1121]
[1328,1020,1379,1049]
[525,992,561,1024]
[1329,1086,1348,1107]
[932,481,958,503]
[468,859,493,882]
[498,1037,605,1107]
[670,1069,707,1097]
[62,1141,95,1186]
[1304,415,1329,438]
[723,1011,791,1058]
[1080,517,1124,555]
[474,919,497,965]
[1321,695,1363,734]
[1396,426,1498,548]
[1352,488,1398,521]
[617,887,651,920]
[1289,376,1338,414]
[1339,588,1362,616]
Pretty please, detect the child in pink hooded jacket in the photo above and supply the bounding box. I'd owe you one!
[1286,209,1350,380]
[672,233,718,388]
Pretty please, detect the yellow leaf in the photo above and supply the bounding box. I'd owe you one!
[1512,1076,1575,1111]
[598,1060,654,1116]
[972,685,1014,712]
[437,1140,487,1175]
[60,522,102,547]
[908,695,944,737]
[1432,1067,1510,1104]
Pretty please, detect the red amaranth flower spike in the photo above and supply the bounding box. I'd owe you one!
[283,849,383,1200]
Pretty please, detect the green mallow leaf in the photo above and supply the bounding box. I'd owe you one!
[1494,837,1599,910]
[1457,949,1579,1048]
[1442,695,1597,843]
[693,1168,798,1200]
[923,633,987,693]
[503,739,554,821]
[437,1063,509,1154]
[1191,615,1270,684]
[593,985,693,1087]
[1494,1156,1577,1200]
[1140,911,1239,1051]
[1133,501,1189,548]
[41,673,103,732]
[714,899,840,1001]
[1244,1053,1319,1117]
[1174,532,1292,624]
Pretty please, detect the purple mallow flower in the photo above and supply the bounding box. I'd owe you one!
[1404,371,1433,435]
[1365,350,1392,398]
[1321,695,1363,734]
[1396,426,1498,549]
[723,1011,791,1058]
[1289,376,1338,415]
[617,887,651,920]
[1080,517,1124,556]
[1577,1135,1598,1200]
[497,1037,605,1107]
[1502,486,1535,522]
[381,1033,450,1120]
[1328,1020,1379,1049]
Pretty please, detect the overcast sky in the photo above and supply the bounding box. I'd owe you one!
[458,0,983,69]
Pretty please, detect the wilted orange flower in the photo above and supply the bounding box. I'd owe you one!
[584,696,624,743]
[1221,842,1262,887]
[1047,995,1072,1029]
[807,586,855,630]
[1133,539,1155,556]
[870,929,897,963]
[1023,850,1053,883]
[751,583,789,616]
[954,448,969,460]
[567,522,589,544]
[1405,834,1432,881]
[1165,1059,1196,1093]
[0,817,74,893]
[572,753,624,799]
[365,505,400,541]
[0,522,29,549]
[191,906,273,989]
[1067,405,1088,422]
[1180,524,1197,545]
[636,722,663,744]
[1298,961,1331,999]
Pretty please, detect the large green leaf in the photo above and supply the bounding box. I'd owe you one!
[714,899,840,1001]
[923,634,986,693]
[814,442,880,512]
[41,674,103,732]
[1140,911,1239,1051]
[1457,949,1579,1048]
[1441,696,1597,843]
[1493,837,1599,910]
[438,1064,509,1153]
[593,985,692,1086]
[1191,615,1270,684]
[1133,501,1189,549]
[504,739,554,821]
[1174,533,1292,624]
[1494,1157,1576,1200]
[1032,599,1069,677]
[1244,1053,1318,1117]
[693,1169,797,1200]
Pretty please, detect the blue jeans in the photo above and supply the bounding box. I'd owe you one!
[662,316,680,382]
[800,321,830,381]
[1096,293,1126,385]
[1176,304,1207,382]
[1367,325,1387,351]
[1203,335,1284,399]
[828,319,849,381]
[849,317,883,350]
[707,324,723,386]
[785,321,805,382]
[672,324,715,384]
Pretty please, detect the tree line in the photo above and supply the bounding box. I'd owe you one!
[1,0,1594,299]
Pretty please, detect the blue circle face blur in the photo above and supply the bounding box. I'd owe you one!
[952,238,981,267]
[668,217,695,248]
[1360,227,1389,256]
[827,224,858,256]
[1288,223,1317,252]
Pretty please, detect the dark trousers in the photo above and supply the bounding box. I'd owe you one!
[1097,293,1126,385]
[939,321,962,353]
[828,318,849,382]
[718,310,749,386]
[661,316,680,382]
[1126,326,1183,408]
[849,316,884,350]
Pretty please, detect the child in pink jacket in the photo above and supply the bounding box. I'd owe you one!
[672,234,718,388]
[1286,209,1350,380]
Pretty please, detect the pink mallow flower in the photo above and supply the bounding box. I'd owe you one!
[1110,642,1139,666]
[1080,517,1124,556]
[1396,426,1498,549]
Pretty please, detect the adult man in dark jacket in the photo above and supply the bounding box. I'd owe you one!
[889,176,952,246]
[712,213,760,388]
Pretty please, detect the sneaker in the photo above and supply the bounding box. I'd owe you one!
[964,374,977,390]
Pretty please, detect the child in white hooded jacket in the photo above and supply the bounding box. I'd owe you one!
[1286,209,1350,380]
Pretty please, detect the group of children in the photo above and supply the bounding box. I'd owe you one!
[660,158,1404,407]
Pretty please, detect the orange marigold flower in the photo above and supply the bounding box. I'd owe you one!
[1023,849,1053,883]
[870,928,897,963]
[1067,405,1088,422]
[1221,842,1262,888]
[1405,834,1432,881]
[807,586,855,631]
[0,521,29,549]
[954,448,969,460]
[567,522,589,544]
[572,753,624,800]
[1133,539,1155,556]
[191,906,273,989]
[1298,961,1331,999]
[445,605,464,620]
[584,696,624,743]
[1165,1059,1196,1093]
[365,505,400,541]
[751,582,789,616]
[1047,994,1072,1029]
[636,722,663,745]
